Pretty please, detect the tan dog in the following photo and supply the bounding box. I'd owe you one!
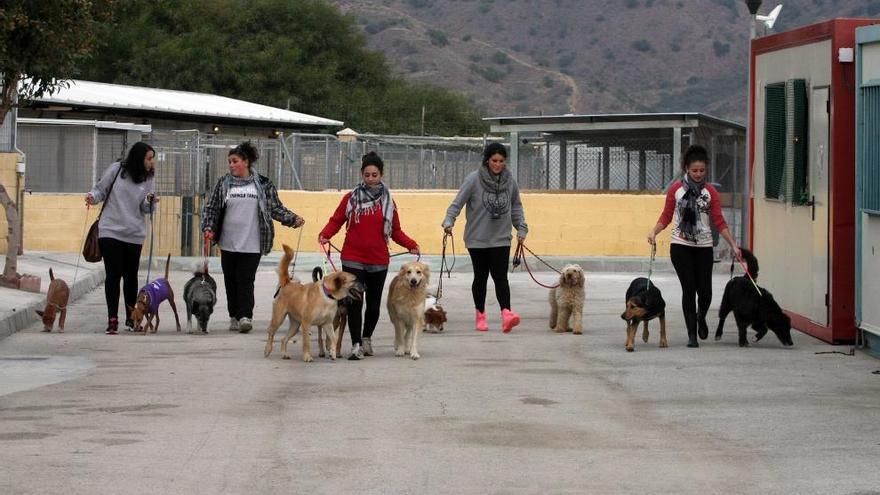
[264,245,359,362]
[35,268,70,332]
[387,261,430,360]
[548,264,586,334]
[309,266,360,359]
[129,254,182,334]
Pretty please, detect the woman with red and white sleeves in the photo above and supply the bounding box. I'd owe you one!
[647,145,741,348]
[319,152,420,360]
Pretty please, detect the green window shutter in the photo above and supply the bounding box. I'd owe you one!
[765,83,786,199]
[788,79,809,205]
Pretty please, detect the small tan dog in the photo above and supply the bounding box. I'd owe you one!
[129,254,181,334]
[264,245,359,362]
[387,261,430,360]
[35,268,70,332]
[548,264,586,334]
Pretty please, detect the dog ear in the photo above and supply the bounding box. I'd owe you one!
[576,269,585,287]
[399,263,408,276]
[422,264,430,284]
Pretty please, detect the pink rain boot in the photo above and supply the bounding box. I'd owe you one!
[501,309,520,333]
[475,310,488,332]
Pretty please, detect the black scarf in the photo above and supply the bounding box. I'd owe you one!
[478,166,512,220]
[678,175,705,242]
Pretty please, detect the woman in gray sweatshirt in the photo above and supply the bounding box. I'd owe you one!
[442,142,528,333]
[86,142,157,334]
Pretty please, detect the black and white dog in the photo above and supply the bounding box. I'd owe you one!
[183,262,217,334]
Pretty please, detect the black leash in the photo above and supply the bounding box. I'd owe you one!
[435,232,455,300]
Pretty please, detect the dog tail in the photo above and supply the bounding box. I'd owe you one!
[164,253,171,280]
[312,266,324,282]
[49,267,55,281]
[279,244,294,287]
[741,248,759,279]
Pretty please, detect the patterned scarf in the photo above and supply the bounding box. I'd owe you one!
[346,182,393,241]
[678,174,705,242]
[478,165,512,219]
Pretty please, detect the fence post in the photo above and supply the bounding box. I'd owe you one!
[639,150,647,189]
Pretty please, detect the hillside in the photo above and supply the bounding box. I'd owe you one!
[328,0,876,123]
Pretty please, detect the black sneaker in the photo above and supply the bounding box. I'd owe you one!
[124,319,137,332]
[105,317,119,335]
[348,343,364,360]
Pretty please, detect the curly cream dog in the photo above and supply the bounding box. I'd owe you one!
[387,261,430,360]
[548,264,586,334]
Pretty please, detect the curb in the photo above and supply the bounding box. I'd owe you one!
[0,262,105,340]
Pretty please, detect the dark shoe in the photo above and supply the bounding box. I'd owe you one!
[362,338,374,356]
[105,317,119,335]
[348,343,364,360]
[697,313,709,340]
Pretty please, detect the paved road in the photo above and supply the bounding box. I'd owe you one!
[1,263,879,494]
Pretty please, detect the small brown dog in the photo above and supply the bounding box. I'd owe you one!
[35,268,70,332]
[129,254,182,334]
[424,295,447,333]
[548,264,586,334]
[620,277,667,352]
[264,245,359,362]
[387,261,430,360]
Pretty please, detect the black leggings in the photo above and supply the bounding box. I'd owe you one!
[99,237,143,322]
[468,246,511,313]
[670,244,715,321]
[342,266,388,346]
[220,250,262,320]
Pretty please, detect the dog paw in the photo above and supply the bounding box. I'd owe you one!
[573,329,583,335]
[659,340,668,348]
[263,345,273,358]
[738,341,750,348]
[281,352,291,360]
[303,354,313,363]
[395,349,405,357]
[714,334,722,341]
[410,352,420,360]
[318,350,326,358]
[625,346,634,352]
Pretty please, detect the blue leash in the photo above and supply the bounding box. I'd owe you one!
[145,200,156,285]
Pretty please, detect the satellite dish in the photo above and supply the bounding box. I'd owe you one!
[756,4,783,30]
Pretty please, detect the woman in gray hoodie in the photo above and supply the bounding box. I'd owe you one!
[86,142,157,334]
[442,142,528,333]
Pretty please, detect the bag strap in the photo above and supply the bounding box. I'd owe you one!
[96,165,123,220]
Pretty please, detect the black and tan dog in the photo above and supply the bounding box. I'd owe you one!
[129,254,182,334]
[264,245,360,362]
[715,249,793,347]
[183,262,217,334]
[620,277,667,352]
[35,268,70,333]
[310,266,362,359]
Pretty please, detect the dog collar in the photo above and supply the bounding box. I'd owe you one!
[321,282,336,301]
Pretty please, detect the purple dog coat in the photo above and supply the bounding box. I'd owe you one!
[141,278,171,314]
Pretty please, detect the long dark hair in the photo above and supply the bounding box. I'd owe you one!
[121,142,155,184]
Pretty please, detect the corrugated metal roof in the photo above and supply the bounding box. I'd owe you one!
[18,117,152,132]
[30,79,343,128]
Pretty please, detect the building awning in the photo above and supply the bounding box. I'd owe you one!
[484,112,744,133]
[28,79,343,128]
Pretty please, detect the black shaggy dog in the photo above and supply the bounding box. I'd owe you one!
[183,262,217,334]
[715,248,793,347]
[620,277,667,352]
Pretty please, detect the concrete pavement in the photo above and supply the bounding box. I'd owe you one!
[1,252,879,494]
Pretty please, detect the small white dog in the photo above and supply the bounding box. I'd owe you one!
[548,264,586,334]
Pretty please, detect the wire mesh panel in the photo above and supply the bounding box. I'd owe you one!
[20,124,96,193]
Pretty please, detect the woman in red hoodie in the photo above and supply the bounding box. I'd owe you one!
[319,152,420,360]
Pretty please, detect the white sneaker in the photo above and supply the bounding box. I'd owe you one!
[229,318,239,332]
[238,317,253,333]
[348,343,364,360]
[362,337,374,356]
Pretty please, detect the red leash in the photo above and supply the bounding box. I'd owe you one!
[513,242,560,289]
[319,241,338,272]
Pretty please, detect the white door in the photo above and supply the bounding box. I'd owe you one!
[809,87,830,325]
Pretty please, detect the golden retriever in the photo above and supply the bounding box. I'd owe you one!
[548,264,586,334]
[387,261,430,360]
[264,245,359,362]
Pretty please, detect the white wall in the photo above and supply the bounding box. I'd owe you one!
[753,40,831,322]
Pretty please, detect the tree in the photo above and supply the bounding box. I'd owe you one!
[78,0,485,135]
[0,0,112,286]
